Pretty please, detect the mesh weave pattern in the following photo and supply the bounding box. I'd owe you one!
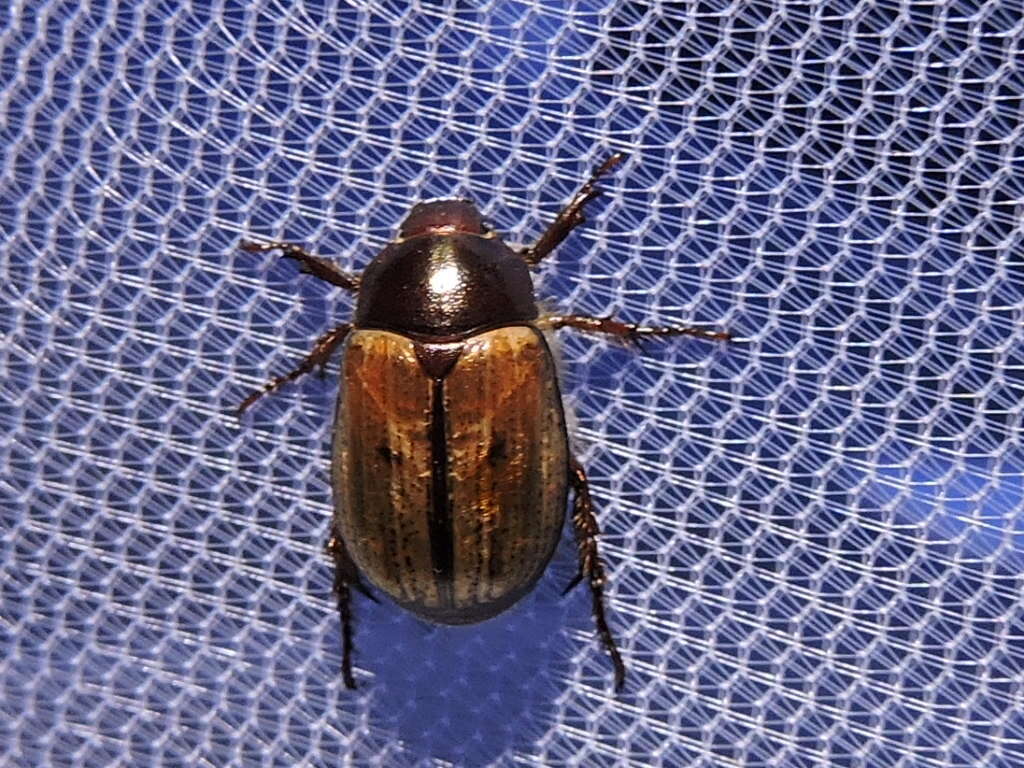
[3,1,1024,766]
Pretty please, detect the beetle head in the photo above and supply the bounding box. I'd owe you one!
[399,199,486,237]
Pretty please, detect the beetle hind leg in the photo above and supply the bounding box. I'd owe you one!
[326,535,375,689]
[567,458,627,691]
[234,323,352,415]
[333,575,357,689]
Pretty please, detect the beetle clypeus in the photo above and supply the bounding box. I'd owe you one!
[236,154,730,690]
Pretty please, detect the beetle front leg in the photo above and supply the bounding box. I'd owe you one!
[521,153,626,266]
[565,458,627,691]
[235,323,352,415]
[240,240,361,292]
[542,314,732,345]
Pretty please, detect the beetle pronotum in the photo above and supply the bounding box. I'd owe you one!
[236,155,730,690]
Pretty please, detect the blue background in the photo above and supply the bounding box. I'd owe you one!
[3,1,1023,765]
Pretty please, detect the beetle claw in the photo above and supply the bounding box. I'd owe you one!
[353,579,380,603]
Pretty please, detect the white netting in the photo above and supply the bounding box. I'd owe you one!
[3,1,1023,766]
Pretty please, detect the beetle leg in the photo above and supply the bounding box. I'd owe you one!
[325,535,378,603]
[326,535,375,690]
[567,458,627,692]
[235,323,352,415]
[541,314,732,345]
[240,240,361,292]
[333,576,357,689]
[521,153,626,266]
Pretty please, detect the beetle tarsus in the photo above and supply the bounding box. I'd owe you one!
[240,239,360,292]
[543,314,731,346]
[568,458,627,692]
[235,323,352,414]
[335,580,357,689]
[327,535,370,689]
[522,153,626,266]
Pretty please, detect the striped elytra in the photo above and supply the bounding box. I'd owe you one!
[333,326,568,624]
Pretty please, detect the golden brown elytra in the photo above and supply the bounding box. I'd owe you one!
[236,154,731,691]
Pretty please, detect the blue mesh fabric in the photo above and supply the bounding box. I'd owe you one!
[3,2,1024,766]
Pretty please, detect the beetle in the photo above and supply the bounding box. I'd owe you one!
[235,154,730,690]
